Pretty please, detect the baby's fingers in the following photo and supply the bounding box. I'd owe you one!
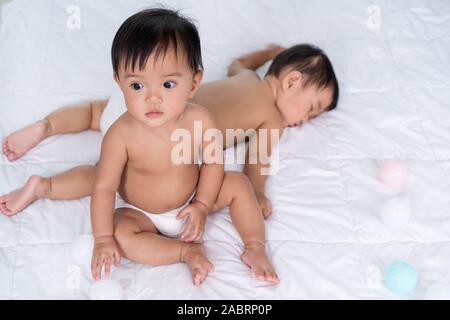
[91,255,98,279]
[181,220,195,242]
[187,220,204,242]
[94,256,105,281]
[194,228,204,243]
[104,257,112,278]
[192,219,206,242]
[266,199,273,215]
[261,206,268,219]
[186,225,198,242]
[176,207,190,220]
[114,250,121,267]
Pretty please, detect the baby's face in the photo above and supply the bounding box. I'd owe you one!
[115,48,201,128]
[278,84,333,128]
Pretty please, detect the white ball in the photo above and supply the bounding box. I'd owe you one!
[377,160,410,193]
[380,197,411,229]
[425,283,450,300]
[89,279,124,300]
[70,234,94,266]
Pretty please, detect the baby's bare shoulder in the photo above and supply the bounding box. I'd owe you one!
[184,103,215,126]
[103,113,131,141]
[231,69,262,84]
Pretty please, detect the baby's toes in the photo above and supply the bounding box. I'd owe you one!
[253,266,265,280]
[266,270,279,283]
[3,142,10,155]
[206,261,215,273]
[0,204,11,216]
[7,152,17,161]
[193,268,207,286]
[262,270,270,282]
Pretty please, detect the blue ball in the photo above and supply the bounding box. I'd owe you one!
[384,262,419,295]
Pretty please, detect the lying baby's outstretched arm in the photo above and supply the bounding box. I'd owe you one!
[177,108,224,242]
[227,44,285,77]
[90,123,127,281]
[244,121,283,219]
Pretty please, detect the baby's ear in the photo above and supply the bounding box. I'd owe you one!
[189,71,204,98]
[281,70,302,92]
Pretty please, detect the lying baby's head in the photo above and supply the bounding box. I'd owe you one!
[265,44,339,127]
[111,8,203,128]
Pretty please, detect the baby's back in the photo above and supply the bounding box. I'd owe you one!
[192,71,283,147]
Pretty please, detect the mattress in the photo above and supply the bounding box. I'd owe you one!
[1,0,450,299]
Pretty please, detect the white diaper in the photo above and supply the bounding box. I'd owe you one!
[115,192,196,238]
[100,89,127,136]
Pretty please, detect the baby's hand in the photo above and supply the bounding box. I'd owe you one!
[255,191,272,219]
[91,236,121,281]
[177,200,209,243]
[267,44,286,59]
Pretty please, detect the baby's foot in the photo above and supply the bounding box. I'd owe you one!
[0,175,46,216]
[2,120,49,161]
[240,241,279,284]
[181,243,215,286]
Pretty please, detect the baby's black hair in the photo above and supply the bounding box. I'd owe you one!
[266,44,339,111]
[111,8,203,77]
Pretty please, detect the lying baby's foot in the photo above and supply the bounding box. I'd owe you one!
[0,175,46,216]
[241,241,279,284]
[181,243,215,286]
[2,120,49,161]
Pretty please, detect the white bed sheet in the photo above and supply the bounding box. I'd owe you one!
[1,0,450,299]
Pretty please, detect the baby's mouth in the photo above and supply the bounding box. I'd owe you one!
[145,110,164,118]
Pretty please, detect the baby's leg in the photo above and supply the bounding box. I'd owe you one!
[114,208,214,286]
[212,171,279,283]
[0,165,96,216]
[2,100,107,161]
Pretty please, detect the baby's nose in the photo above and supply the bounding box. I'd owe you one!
[152,96,163,104]
[146,92,162,104]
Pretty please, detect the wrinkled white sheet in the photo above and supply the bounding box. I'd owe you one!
[1,0,450,299]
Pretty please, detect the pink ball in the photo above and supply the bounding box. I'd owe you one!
[377,160,410,193]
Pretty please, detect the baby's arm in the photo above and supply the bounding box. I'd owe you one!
[177,109,224,242]
[227,44,285,77]
[194,111,225,209]
[244,121,283,218]
[90,123,127,280]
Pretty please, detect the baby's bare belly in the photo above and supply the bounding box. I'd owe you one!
[118,165,199,214]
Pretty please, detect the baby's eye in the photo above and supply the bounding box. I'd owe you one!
[130,83,144,91]
[163,81,177,89]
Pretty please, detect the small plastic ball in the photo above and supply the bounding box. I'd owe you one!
[89,279,124,300]
[380,197,411,229]
[384,262,419,295]
[378,160,410,193]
